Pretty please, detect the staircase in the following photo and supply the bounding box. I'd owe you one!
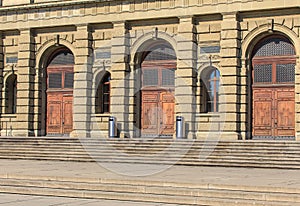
[0,137,300,205]
[0,174,299,205]
[0,137,299,169]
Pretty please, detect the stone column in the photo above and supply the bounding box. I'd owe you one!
[176,16,197,139]
[219,12,242,140]
[16,29,36,136]
[110,21,130,138]
[71,24,93,138]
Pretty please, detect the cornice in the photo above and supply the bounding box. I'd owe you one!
[0,0,109,12]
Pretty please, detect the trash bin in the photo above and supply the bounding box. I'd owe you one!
[109,116,118,138]
[176,116,185,139]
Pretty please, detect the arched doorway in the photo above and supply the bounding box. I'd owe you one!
[252,35,296,139]
[46,49,74,135]
[139,43,176,137]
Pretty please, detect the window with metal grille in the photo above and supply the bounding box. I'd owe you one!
[95,73,111,114]
[162,69,175,86]
[48,73,62,88]
[276,64,295,83]
[144,46,176,61]
[254,38,295,57]
[48,51,74,66]
[254,64,272,83]
[143,69,159,86]
[64,72,74,88]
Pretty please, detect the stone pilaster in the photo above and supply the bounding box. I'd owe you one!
[295,57,300,141]
[176,16,197,139]
[71,24,93,138]
[0,32,3,116]
[15,29,36,136]
[219,12,242,140]
[110,21,130,138]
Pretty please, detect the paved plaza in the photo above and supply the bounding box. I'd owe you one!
[0,193,179,206]
[1,159,300,189]
[0,159,300,205]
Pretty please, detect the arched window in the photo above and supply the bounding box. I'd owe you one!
[95,72,111,114]
[5,74,17,114]
[200,68,220,113]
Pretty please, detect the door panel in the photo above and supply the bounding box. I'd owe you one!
[160,92,175,135]
[275,89,295,136]
[141,92,160,135]
[47,93,62,134]
[252,87,294,138]
[253,89,273,136]
[141,91,174,137]
[62,95,73,134]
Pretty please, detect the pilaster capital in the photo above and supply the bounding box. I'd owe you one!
[76,24,91,31]
[178,15,194,24]
[113,21,130,30]
[222,11,240,21]
[19,28,32,36]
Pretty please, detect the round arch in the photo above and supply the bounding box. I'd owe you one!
[36,39,76,70]
[131,31,177,65]
[38,43,75,136]
[242,24,300,59]
[133,37,177,138]
[247,31,297,140]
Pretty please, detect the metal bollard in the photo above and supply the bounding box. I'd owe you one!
[176,116,185,139]
[108,116,118,138]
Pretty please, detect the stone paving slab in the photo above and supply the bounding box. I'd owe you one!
[0,159,300,190]
[0,194,179,206]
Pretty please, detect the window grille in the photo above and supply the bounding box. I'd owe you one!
[143,69,159,86]
[48,51,74,66]
[276,64,295,83]
[254,64,272,83]
[144,46,176,61]
[162,69,175,86]
[48,73,62,88]
[254,37,295,57]
[64,72,74,88]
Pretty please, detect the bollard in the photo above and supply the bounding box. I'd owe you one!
[176,116,185,139]
[108,116,118,138]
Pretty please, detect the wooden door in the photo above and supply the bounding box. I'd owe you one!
[46,67,73,135]
[141,92,160,136]
[252,87,295,137]
[275,88,295,136]
[47,93,63,134]
[141,90,174,137]
[160,92,175,135]
[251,36,296,139]
[62,95,73,134]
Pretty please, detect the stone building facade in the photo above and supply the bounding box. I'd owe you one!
[0,0,299,140]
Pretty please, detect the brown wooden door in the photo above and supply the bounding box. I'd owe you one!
[46,92,73,135]
[141,90,174,137]
[253,87,294,137]
[62,95,73,134]
[274,88,295,136]
[160,92,175,135]
[251,36,296,138]
[47,93,63,134]
[46,67,73,135]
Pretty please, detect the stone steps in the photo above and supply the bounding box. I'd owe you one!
[0,176,299,206]
[0,138,300,169]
